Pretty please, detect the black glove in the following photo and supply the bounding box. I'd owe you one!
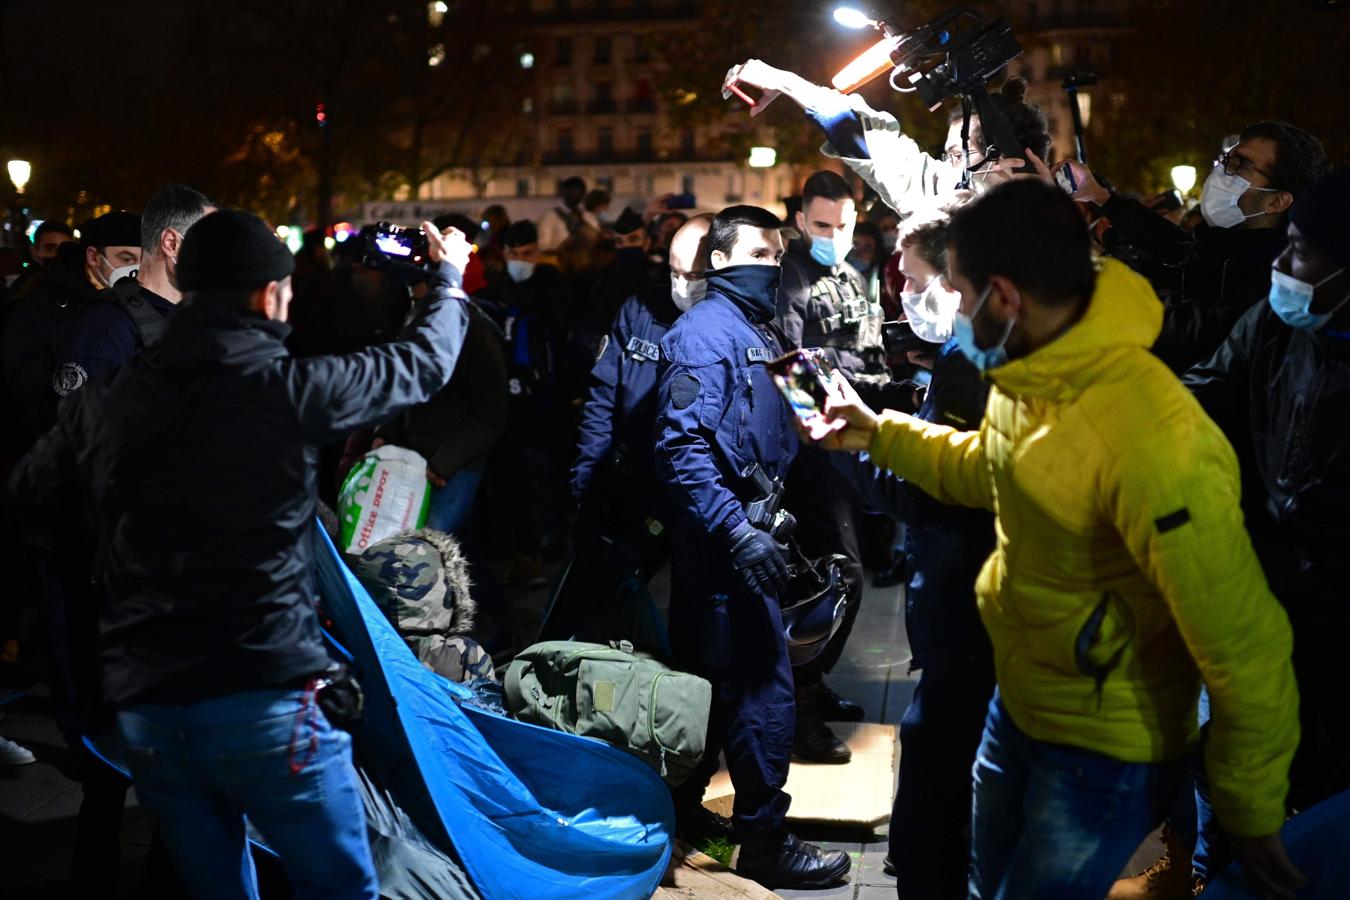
[728,520,789,595]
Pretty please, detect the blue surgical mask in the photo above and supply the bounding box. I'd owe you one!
[808,234,838,267]
[952,284,1013,371]
[506,259,536,283]
[1268,266,1348,331]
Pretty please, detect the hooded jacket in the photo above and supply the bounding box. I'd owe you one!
[865,258,1298,837]
[9,266,470,706]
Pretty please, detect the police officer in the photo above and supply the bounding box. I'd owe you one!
[656,205,850,890]
[539,214,712,643]
[479,220,570,587]
[777,171,883,762]
[51,184,214,398]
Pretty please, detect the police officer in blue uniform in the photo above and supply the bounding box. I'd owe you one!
[51,184,214,399]
[655,205,851,890]
[777,171,889,763]
[539,215,713,643]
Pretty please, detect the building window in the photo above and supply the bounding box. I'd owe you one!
[637,128,653,159]
[516,178,530,197]
[555,37,572,66]
[598,127,614,160]
[596,175,614,192]
[594,36,611,64]
[633,35,651,63]
[592,81,615,113]
[631,77,656,113]
[680,128,696,159]
[523,97,534,114]
[557,129,574,161]
[681,174,696,195]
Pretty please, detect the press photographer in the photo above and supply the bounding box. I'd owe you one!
[8,211,473,898]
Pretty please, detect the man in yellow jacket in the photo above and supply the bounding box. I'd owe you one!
[809,181,1303,899]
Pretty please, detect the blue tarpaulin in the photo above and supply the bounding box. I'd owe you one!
[312,528,675,899]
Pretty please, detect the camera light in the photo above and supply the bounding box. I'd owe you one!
[519,52,535,69]
[748,146,777,168]
[833,7,874,29]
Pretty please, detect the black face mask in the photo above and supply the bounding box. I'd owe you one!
[707,264,782,323]
[615,246,646,272]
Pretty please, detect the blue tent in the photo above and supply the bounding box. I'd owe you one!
[311,528,675,899]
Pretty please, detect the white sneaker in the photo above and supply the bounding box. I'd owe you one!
[0,735,36,765]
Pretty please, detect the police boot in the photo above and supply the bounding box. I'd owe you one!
[1106,825,1198,900]
[736,832,851,889]
[817,679,865,722]
[793,681,852,764]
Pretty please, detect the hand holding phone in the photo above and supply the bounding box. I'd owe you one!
[722,60,783,117]
[766,351,847,441]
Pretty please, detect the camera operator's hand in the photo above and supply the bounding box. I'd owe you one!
[723,59,786,116]
[1060,160,1111,205]
[423,220,472,279]
[793,371,882,452]
[1233,832,1305,900]
[727,520,789,595]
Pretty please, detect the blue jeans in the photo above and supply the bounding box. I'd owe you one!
[969,693,1186,899]
[424,468,483,535]
[117,689,378,900]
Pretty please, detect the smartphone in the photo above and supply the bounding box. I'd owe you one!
[1054,164,1078,195]
[766,351,847,439]
[667,193,696,210]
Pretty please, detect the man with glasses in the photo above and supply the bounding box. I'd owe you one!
[1063,122,1327,372]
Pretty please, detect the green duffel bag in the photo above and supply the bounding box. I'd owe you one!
[503,640,711,786]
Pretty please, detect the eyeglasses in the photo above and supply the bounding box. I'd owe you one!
[942,148,986,166]
[1215,148,1274,182]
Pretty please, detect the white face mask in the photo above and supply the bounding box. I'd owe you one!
[506,259,536,283]
[671,274,707,312]
[1200,166,1280,229]
[96,253,139,288]
[900,279,960,344]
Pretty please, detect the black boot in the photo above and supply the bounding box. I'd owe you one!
[737,832,851,889]
[794,682,852,764]
[817,679,865,722]
[676,805,734,847]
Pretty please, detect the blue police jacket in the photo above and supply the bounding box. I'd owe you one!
[655,267,798,547]
[572,284,681,505]
[831,339,993,667]
[52,280,176,398]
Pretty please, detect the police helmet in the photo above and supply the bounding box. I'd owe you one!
[780,554,850,666]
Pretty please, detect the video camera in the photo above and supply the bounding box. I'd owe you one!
[833,6,1029,179]
[360,221,433,281]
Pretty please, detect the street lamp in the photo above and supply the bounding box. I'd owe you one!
[748,147,777,168]
[1171,165,1197,196]
[8,160,31,194]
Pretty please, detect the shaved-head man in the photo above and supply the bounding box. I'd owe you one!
[540,215,713,642]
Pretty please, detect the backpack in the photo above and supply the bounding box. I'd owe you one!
[503,640,711,786]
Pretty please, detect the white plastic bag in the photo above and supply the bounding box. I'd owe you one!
[338,445,431,554]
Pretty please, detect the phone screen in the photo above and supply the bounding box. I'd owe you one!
[766,351,849,441]
[1054,166,1077,194]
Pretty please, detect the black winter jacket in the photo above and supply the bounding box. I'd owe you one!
[8,265,470,705]
[1184,301,1350,639]
[1101,193,1286,373]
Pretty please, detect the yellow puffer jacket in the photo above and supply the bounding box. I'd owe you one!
[868,259,1298,837]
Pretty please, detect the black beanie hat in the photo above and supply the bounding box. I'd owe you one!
[84,211,142,248]
[1289,168,1350,270]
[178,209,296,292]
